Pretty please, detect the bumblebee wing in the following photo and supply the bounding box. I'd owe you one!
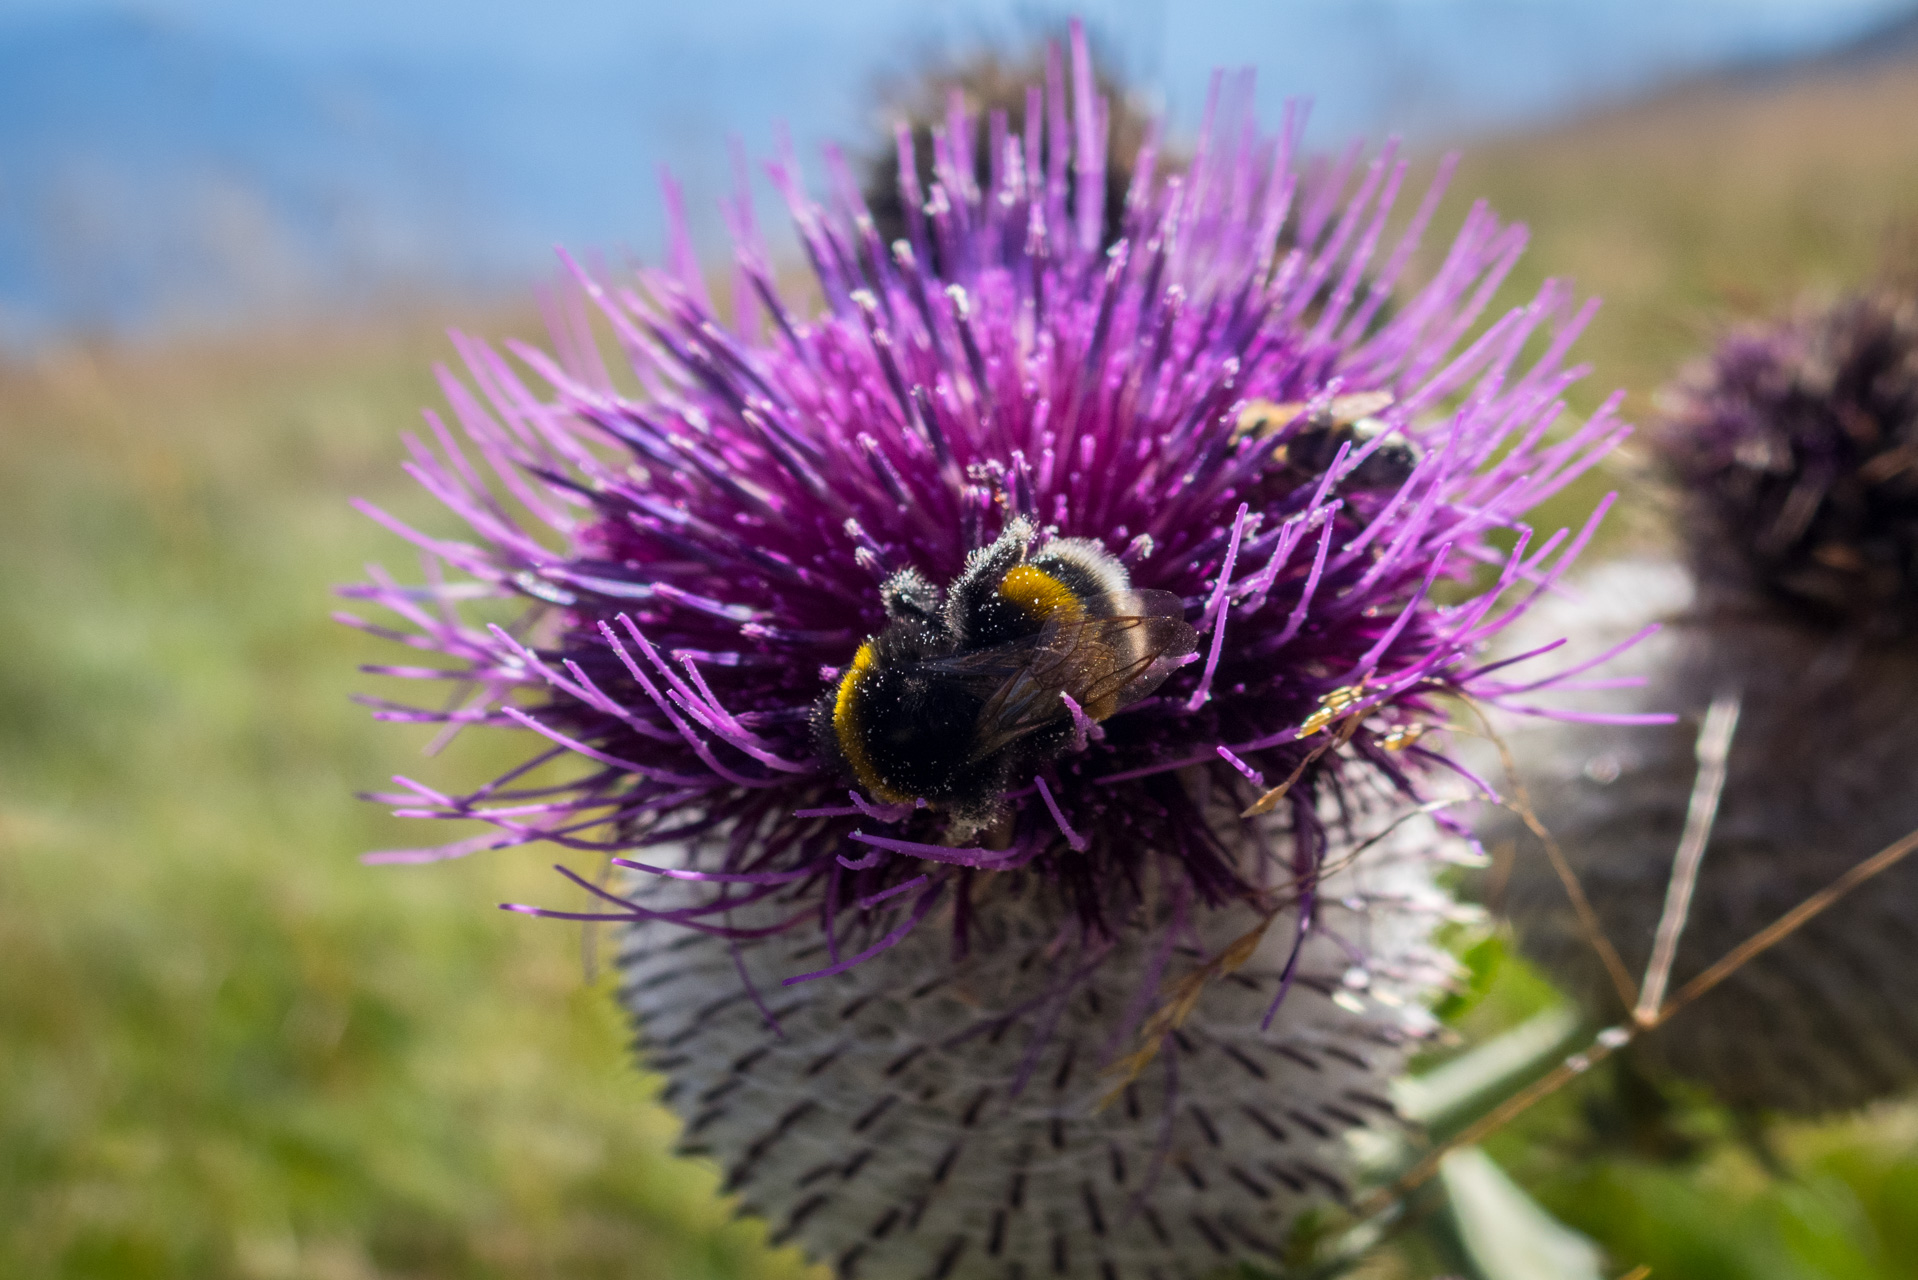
[966,591,1197,762]
[909,636,1050,693]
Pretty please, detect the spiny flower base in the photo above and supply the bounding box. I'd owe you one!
[618,778,1460,1280]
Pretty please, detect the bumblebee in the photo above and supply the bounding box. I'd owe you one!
[1237,391,1422,492]
[817,519,1197,832]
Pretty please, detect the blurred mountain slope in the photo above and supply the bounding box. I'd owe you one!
[1448,10,1918,438]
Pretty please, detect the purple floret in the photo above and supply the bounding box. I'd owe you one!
[342,24,1625,991]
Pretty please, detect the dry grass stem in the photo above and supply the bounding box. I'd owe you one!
[1464,699,1641,1012]
[1101,790,1457,1101]
[1663,825,1918,1018]
[1635,691,1741,1024]
[1355,818,1918,1220]
[1241,696,1367,817]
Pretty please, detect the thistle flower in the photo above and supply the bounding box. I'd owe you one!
[344,24,1623,1276]
[1491,291,1918,1115]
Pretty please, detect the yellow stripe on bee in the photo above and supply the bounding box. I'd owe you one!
[831,642,911,803]
[997,564,1085,624]
[1236,391,1396,441]
[1236,399,1308,440]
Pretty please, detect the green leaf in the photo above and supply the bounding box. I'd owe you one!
[1396,1005,1584,1144]
[1440,1147,1607,1280]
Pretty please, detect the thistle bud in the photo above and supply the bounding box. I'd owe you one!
[1489,292,1918,1115]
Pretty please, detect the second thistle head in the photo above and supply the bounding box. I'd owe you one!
[861,31,1162,256]
[1487,284,1918,1117]
[1662,290,1918,637]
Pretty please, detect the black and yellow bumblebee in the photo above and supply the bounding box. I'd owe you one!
[1237,391,1422,493]
[817,518,1197,832]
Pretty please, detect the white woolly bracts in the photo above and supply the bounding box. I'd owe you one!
[617,766,1472,1280]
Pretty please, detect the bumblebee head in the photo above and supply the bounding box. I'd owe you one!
[943,518,1039,648]
[879,567,942,625]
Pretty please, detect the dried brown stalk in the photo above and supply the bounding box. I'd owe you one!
[1357,820,1918,1216]
[1462,698,1642,1013]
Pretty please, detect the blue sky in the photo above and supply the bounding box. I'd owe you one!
[7,0,1914,130]
[6,0,1909,61]
[3,0,1914,341]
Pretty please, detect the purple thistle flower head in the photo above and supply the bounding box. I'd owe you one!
[344,22,1625,1273]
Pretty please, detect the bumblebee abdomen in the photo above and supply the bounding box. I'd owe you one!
[832,662,994,804]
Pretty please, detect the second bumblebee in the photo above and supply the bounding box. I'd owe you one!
[1238,391,1423,493]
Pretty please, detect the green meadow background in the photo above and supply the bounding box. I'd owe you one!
[5,51,1918,1280]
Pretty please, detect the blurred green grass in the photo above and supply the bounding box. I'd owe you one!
[0,327,815,1279]
[2,50,1917,1280]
